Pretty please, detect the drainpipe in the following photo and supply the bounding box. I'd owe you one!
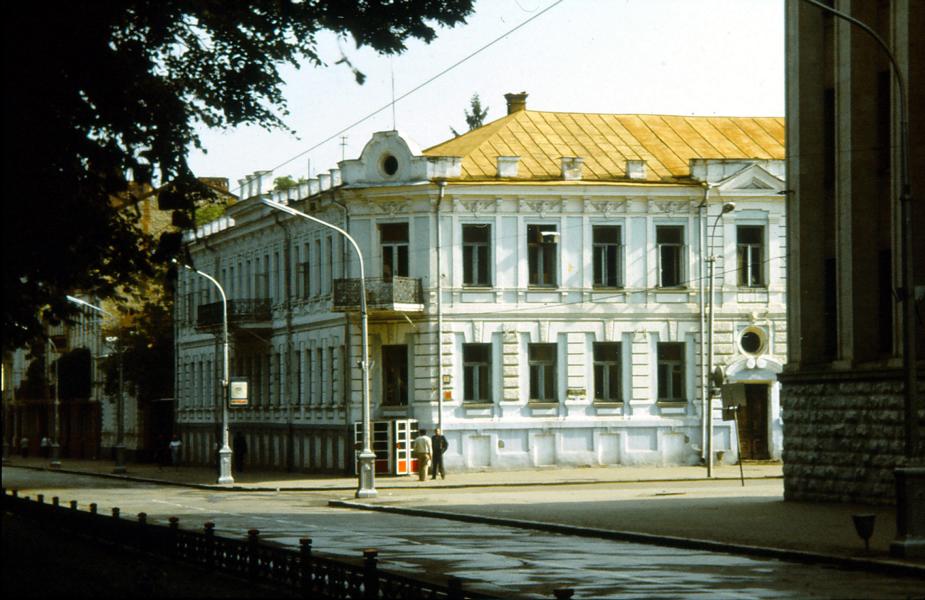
[435,180,447,431]
[331,189,353,469]
[698,182,710,468]
[275,212,295,472]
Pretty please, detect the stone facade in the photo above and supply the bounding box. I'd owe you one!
[781,370,925,504]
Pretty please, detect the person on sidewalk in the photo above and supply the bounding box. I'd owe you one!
[431,428,448,480]
[412,429,432,482]
[168,435,182,469]
[233,431,247,473]
[19,436,29,459]
[40,435,50,459]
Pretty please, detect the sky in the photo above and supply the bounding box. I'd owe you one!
[187,0,784,188]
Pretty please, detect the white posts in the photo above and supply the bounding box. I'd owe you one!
[260,198,376,498]
[173,260,234,485]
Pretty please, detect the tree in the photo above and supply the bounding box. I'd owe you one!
[451,93,489,137]
[102,299,174,404]
[2,1,473,349]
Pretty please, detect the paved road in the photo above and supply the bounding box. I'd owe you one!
[3,468,921,599]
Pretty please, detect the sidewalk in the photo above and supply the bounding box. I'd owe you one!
[2,456,782,490]
[5,456,923,578]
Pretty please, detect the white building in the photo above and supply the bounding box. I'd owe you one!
[175,94,787,474]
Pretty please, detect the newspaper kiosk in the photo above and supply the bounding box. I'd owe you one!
[353,419,419,475]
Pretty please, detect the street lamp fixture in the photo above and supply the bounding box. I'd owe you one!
[172,258,234,485]
[706,201,735,478]
[260,198,377,498]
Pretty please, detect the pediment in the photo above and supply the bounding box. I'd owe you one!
[339,130,461,186]
[715,164,785,194]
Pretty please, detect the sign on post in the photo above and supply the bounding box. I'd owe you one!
[229,377,249,407]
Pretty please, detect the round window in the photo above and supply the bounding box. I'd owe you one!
[381,154,399,176]
[739,327,767,356]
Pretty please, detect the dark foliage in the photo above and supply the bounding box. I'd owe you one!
[58,348,93,399]
[2,0,473,348]
[103,299,173,404]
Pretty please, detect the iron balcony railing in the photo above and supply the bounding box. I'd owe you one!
[333,277,423,311]
[197,299,272,328]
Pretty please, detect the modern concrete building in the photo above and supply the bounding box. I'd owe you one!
[783,0,924,505]
[175,94,787,475]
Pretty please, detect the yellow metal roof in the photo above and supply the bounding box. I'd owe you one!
[423,110,784,182]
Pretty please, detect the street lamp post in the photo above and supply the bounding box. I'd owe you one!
[48,338,61,469]
[105,335,127,473]
[706,202,735,478]
[172,260,234,485]
[260,198,377,498]
[66,296,123,472]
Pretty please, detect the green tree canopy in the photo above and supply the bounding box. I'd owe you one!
[2,1,472,348]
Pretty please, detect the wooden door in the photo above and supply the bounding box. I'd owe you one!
[740,384,770,460]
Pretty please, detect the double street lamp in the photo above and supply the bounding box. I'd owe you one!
[172,259,234,485]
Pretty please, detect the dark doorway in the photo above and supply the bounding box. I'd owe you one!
[740,384,770,460]
[381,345,408,406]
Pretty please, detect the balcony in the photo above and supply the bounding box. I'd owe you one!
[196,299,272,330]
[332,277,424,313]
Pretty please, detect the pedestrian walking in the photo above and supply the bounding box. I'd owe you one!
[168,434,182,468]
[412,428,432,482]
[19,436,29,459]
[233,431,248,473]
[431,428,449,480]
[40,435,51,459]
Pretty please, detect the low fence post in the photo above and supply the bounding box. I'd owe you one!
[553,589,575,599]
[69,500,77,511]
[204,522,216,570]
[299,537,313,598]
[248,529,260,581]
[89,503,98,515]
[37,493,44,504]
[137,512,148,552]
[52,497,59,507]
[447,576,464,600]
[363,549,379,600]
[168,517,179,558]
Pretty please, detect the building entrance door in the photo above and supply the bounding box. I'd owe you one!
[740,384,770,460]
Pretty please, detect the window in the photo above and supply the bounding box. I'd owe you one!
[737,226,765,287]
[380,223,409,280]
[462,224,492,286]
[593,343,622,402]
[463,343,492,402]
[657,342,685,402]
[382,345,408,405]
[657,226,685,287]
[300,243,310,299]
[328,346,336,404]
[528,224,558,286]
[529,343,557,401]
[593,225,623,288]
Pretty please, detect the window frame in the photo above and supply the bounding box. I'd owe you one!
[736,225,766,288]
[463,343,492,403]
[380,222,410,280]
[527,224,558,288]
[528,342,558,402]
[462,223,492,287]
[592,225,624,288]
[593,342,622,402]
[656,225,686,288]
[657,342,686,403]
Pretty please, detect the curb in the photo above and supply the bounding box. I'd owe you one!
[5,463,781,492]
[328,499,925,580]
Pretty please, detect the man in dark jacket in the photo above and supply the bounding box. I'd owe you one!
[431,428,449,480]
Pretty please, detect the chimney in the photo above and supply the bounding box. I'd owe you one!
[504,92,528,115]
[496,156,520,178]
[560,157,583,181]
[626,159,647,180]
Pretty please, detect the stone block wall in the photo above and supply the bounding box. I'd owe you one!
[781,369,924,505]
